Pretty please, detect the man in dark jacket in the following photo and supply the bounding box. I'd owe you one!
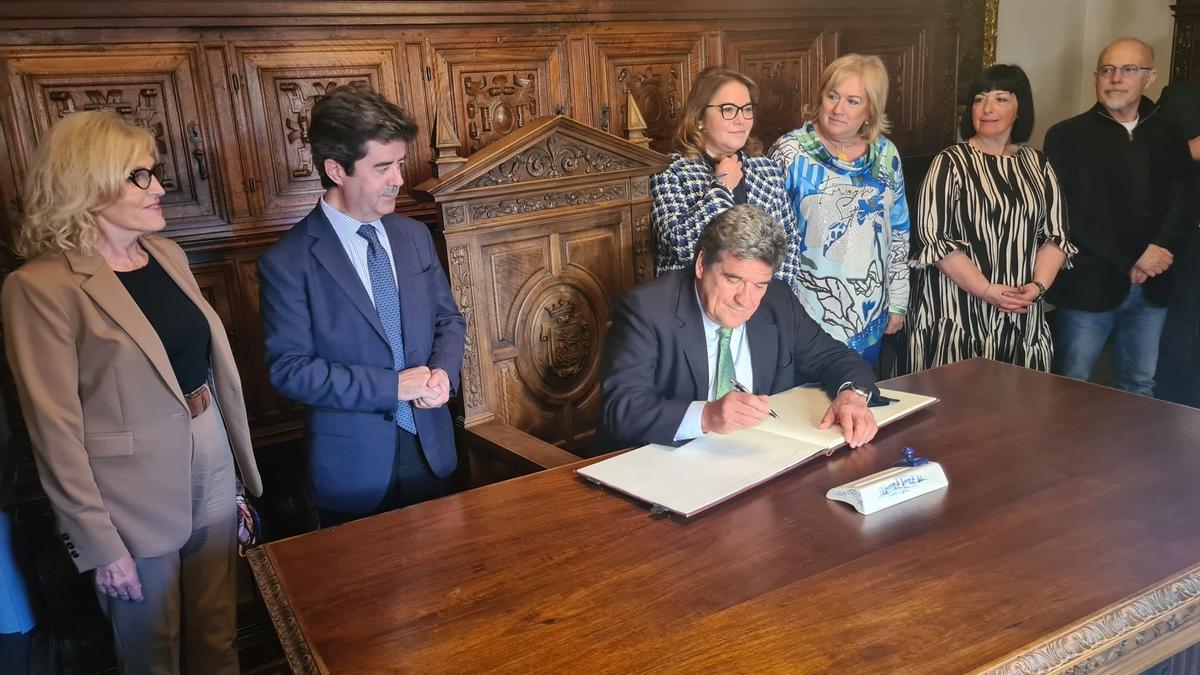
[1044,37,1198,396]
[599,205,880,452]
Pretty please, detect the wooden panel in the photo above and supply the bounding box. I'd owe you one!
[238,43,407,216]
[475,210,624,452]
[232,255,302,433]
[587,33,706,152]
[0,45,223,233]
[427,36,569,156]
[837,23,931,152]
[202,45,254,223]
[722,28,835,149]
[191,260,241,358]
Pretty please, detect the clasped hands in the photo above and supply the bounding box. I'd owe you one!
[398,366,450,409]
[699,389,877,448]
[977,282,1040,313]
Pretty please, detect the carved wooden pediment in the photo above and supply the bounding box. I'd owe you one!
[415,114,666,454]
[415,114,667,198]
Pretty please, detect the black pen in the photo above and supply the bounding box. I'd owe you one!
[728,378,780,419]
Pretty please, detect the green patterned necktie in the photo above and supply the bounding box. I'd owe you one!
[715,326,734,399]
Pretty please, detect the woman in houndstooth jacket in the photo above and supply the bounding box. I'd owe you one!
[650,67,800,288]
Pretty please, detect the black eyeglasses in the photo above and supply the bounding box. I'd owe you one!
[1095,64,1153,78]
[127,163,164,190]
[705,103,756,120]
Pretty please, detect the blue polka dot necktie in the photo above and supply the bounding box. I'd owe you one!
[357,224,417,434]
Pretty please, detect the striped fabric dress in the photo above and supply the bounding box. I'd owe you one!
[908,142,1076,372]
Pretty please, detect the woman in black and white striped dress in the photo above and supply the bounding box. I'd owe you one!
[908,64,1075,372]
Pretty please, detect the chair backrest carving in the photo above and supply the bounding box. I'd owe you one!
[417,115,667,454]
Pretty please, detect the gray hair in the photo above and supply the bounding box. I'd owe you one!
[694,204,787,272]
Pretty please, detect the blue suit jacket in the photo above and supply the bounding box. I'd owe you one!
[599,268,877,450]
[258,205,466,513]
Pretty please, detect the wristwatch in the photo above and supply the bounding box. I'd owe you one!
[838,381,872,402]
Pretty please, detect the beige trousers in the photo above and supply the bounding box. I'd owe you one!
[96,399,239,675]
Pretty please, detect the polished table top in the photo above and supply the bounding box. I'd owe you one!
[250,359,1200,674]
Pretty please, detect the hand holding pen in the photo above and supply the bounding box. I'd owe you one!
[699,379,774,435]
[728,378,780,419]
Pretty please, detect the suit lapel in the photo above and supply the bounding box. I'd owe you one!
[69,250,187,408]
[745,309,779,395]
[307,208,389,344]
[383,219,419,362]
[673,272,709,398]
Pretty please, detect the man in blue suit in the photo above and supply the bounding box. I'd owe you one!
[601,204,879,451]
[259,85,465,526]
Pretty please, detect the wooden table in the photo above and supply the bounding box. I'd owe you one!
[249,359,1200,674]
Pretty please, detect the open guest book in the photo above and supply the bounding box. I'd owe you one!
[577,386,938,517]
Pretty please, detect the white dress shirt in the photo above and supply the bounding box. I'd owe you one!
[673,286,755,441]
[320,197,398,306]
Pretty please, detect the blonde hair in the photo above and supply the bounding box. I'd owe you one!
[16,110,156,259]
[673,67,762,161]
[804,54,892,144]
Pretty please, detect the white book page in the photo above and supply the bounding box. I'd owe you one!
[577,429,827,517]
[752,386,938,449]
[577,386,937,517]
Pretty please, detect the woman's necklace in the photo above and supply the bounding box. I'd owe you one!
[830,140,849,162]
[818,130,858,162]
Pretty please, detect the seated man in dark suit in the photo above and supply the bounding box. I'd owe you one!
[601,204,880,450]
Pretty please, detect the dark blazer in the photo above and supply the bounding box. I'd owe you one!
[258,206,466,514]
[599,268,877,449]
[1044,97,1198,311]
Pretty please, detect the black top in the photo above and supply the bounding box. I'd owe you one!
[116,255,211,394]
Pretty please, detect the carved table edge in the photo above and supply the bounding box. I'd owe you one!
[974,561,1200,675]
[246,545,324,675]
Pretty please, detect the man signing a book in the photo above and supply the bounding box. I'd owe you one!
[599,204,880,451]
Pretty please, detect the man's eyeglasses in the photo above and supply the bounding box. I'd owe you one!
[705,103,756,120]
[127,164,165,190]
[1095,64,1153,78]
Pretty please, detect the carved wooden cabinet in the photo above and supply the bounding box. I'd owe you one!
[428,36,571,156]
[586,33,709,152]
[418,116,665,453]
[0,44,226,237]
[238,43,417,216]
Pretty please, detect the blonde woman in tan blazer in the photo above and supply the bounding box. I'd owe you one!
[2,111,262,674]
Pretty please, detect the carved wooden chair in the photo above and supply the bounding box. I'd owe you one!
[416,106,666,479]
